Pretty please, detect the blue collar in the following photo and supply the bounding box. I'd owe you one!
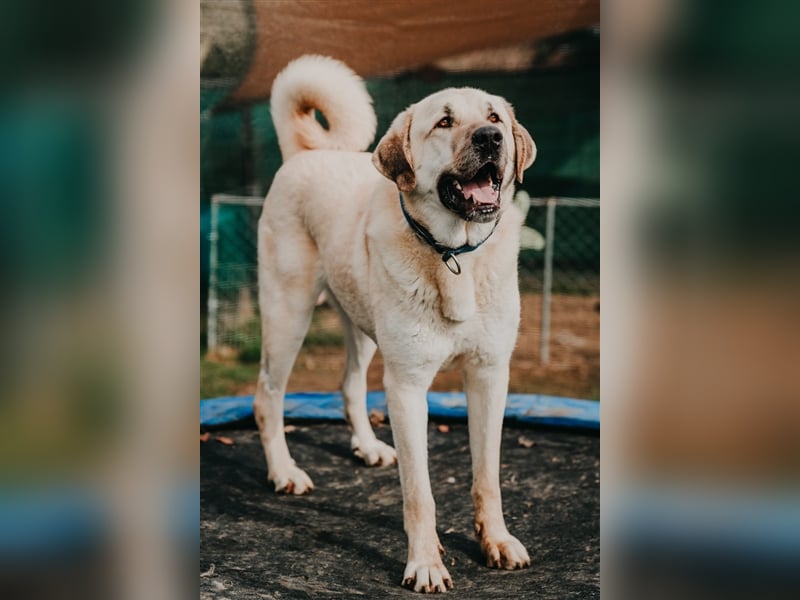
[399,193,499,275]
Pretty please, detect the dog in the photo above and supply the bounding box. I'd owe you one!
[253,55,536,593]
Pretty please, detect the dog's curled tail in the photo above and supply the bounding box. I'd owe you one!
[270,55,377,161]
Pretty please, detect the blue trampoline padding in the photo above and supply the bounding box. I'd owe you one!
[201,391,599,430]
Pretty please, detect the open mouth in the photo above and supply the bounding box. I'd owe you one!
[438,162,502,222]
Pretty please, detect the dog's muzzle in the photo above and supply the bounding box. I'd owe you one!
[437,125,506,223]
[472,125,503,160]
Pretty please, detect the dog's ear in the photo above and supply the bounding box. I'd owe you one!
[372,109,416,193]
[505,102,536,183]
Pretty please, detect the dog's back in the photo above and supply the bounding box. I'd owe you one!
[260,57,390,342]
[270,55,377,161]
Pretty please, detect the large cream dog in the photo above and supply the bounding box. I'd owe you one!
[254,55,536,593]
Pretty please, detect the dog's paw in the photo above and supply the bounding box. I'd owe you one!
[270,466,314,495]
[352,438,397,467]
[402,560,453,593]
[481,534,531,570]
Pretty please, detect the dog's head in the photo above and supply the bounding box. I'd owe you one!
[373,88,536,223]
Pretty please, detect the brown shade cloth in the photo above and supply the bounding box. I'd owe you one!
[230,0,599,102]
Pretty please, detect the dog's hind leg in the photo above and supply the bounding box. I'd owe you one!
[253,226,322,495]
[335,309,396,467]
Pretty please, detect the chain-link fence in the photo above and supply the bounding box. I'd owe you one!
[520,197,600,294]
[519,196,599,363]
[206,194,262,360]
[206,193,599,396]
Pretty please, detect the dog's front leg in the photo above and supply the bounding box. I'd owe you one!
[385,368,453,593]
[465,363,531,570]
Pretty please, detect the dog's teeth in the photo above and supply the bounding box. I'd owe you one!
[453,181,462,190]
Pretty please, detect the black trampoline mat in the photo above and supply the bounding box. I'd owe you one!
[201,421,599,599]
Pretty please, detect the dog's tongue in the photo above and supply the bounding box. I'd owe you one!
[462,177,499,206]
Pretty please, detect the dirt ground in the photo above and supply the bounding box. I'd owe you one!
[223,292,599,400]
[201,422,600,599]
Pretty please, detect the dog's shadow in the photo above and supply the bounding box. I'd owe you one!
[444,532,485,565]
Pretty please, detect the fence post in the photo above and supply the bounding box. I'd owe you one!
[207,197,220,353]
[540,198,557,364]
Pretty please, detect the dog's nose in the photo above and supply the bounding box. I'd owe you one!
[472,126,503,153]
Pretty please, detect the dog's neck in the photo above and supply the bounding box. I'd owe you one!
[399,193,499,275]
[415,206,498,249]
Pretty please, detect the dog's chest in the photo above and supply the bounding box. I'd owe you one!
[368,219,519,364]
[404,267,517,355]
[435,267,478,322]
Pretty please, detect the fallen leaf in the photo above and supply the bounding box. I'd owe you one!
[200,564,216,578]
[517,435,536,448]
[200,432,211,442]
[369,409,386,427]
[284,425,298,433]
[437,424,450,433]
[215,436,234,446]
[444,527,455,535]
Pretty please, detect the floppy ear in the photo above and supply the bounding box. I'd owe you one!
[505,102,536,183]
[372,109,416,193]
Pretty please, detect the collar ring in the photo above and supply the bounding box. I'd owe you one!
[442,252,462,275]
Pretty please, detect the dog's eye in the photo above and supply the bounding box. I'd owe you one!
[488,112,500,123]
[436,116,452,129]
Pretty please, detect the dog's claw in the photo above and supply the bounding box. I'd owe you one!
[270,465,314,495]
[481,535,531,570]
[352,438,397,467]
[402,561,453,593]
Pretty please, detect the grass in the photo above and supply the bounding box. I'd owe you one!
[201,358,259,399]
[201,307,347,398]
[302,328,344,348]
